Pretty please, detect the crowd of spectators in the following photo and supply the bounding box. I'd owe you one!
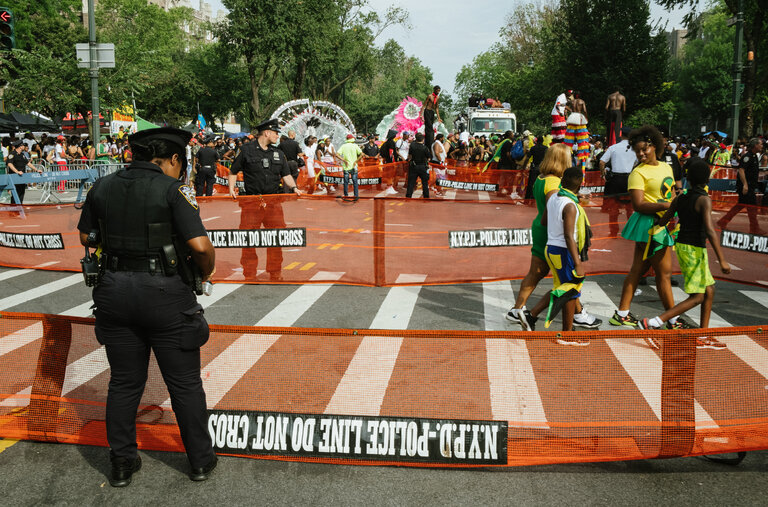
[3,126,767,201]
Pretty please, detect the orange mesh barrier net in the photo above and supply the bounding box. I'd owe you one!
[1,311,767,467]
[1,190,766,287]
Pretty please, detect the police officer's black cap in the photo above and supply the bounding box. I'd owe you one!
[128,127,192,150]
[255,118,281,133]
[11,140,23,147]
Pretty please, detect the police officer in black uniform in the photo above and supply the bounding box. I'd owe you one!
[406,132,430,198]
[228,118,301,281]
[77,127,218,487]
[194,136,219,196]
[717,137,765,234]
[278,130,301,193]
[7,140,41,203]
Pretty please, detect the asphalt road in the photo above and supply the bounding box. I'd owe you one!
[1,269,767,505]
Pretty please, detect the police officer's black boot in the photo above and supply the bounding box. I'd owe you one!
[109,451,141,487]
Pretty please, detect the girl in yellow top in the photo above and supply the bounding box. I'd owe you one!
[610,125,680,331]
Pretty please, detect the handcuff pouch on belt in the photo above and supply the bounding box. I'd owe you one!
[149,222,205,295]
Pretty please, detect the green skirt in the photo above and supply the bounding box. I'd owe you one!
[531,221,547,261]
[621,212,655,242]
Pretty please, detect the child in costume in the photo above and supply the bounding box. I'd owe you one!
[542,166,593,341]
[639,158,731,350]
[507,144,600,331]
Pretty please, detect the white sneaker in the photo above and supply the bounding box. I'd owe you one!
[573,311,602,329]
[385,186,398,195]
[314,188,328,195]
[505,308,536,331]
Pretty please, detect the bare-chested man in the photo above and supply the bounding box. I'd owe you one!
[421,85,442,152]
[572,94,587,117]
[605,89,626,146]
[564,90,590,167]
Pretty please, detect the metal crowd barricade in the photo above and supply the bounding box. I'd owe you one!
[1,161,125,205]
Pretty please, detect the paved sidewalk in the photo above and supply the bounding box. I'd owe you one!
[0,187,81,205]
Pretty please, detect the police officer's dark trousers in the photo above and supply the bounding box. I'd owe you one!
[424,110,435,153]
[94,270,214,469]
[406,164,429,198]
[195,166,216,196]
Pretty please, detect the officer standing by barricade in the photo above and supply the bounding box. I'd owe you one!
[228,118,301,281]
[194,136,219,196]
[77,127,218,487]
[278,130,302,193]
[405,132,430,198]
[7,140,42,203]
[717,137,765,234]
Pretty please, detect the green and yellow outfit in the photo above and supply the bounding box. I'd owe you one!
[531,174,561,260]
[674,187,715,294]
[621,161,676,258]
[96,141,111,164]
[543,188,593,328]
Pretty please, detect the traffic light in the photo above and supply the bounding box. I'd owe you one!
[0,7,15,50]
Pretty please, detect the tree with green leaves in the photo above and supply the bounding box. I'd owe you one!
[95,0,197,126]
[555,0,671,130]
[455,0,671,135]
[657,0,767,135]
[216,0,408,123]
[0,0,88,120]
[344,39,433,133]
[674,4,734,133]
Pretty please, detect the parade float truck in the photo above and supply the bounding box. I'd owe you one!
[466,107,517,136]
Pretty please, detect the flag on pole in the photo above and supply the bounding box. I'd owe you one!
[197,113,207,130]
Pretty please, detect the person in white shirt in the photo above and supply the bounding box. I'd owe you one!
[54,136,66,164]
[432,133,446,163]
[396,132,411,162]
[317,136,336,193]
[302,136,322,194]
[550,90,571,143]
[599,127,637,237]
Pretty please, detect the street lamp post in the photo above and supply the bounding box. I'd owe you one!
[668,112,673,138]
[728,0,744,142]
[87,0,100,140]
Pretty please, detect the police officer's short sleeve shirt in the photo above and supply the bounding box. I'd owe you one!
[739,152,759,188]
[229,142,289,195]
[77,163,208,242]
[196,147,219,167]
[409,143,430,166]
[168,181,208,241]
[7,152,28,173]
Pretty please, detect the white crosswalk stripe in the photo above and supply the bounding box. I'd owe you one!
[181,272,345,408]
[0,269,33,282]
[482,280,548,428]
[660,286,768,381]
[580,282,718,428]
[0,274,82,311]
[0,322,43,357]
[325,273,426,416]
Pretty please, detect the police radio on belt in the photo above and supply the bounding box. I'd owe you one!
[80,229,102,287]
